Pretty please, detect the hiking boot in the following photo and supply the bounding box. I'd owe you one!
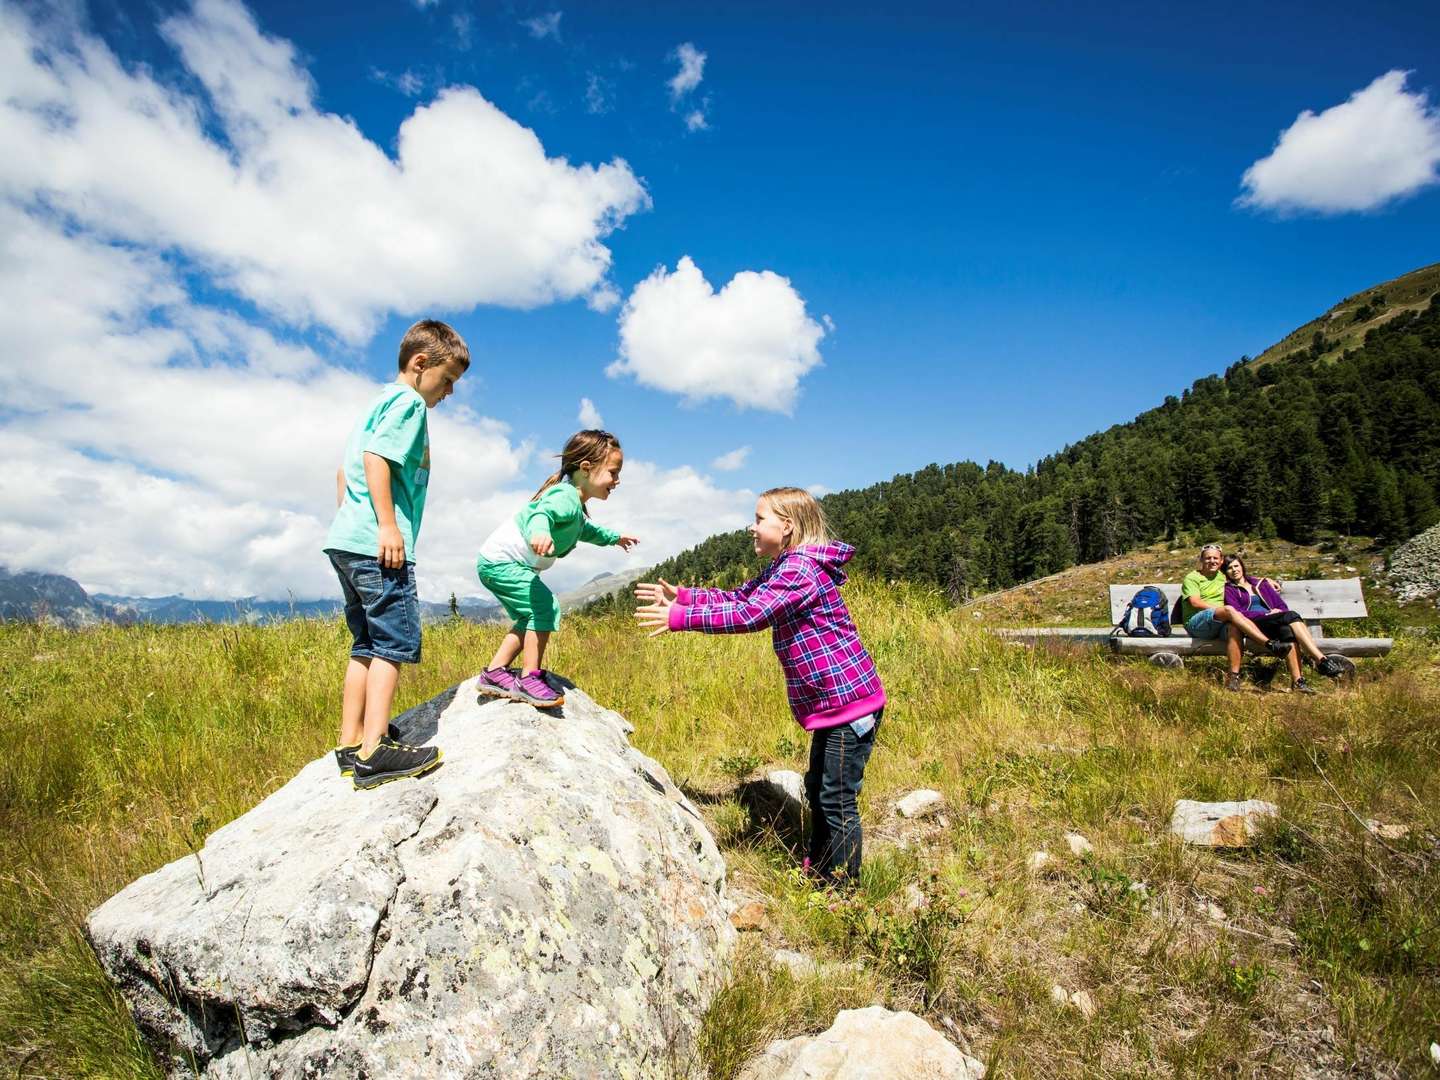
[335,743,360,776]
[1316,655,1345,679]
[335,723,402,776]
[477,667,521,700]
[352,736,443,790]
[1265,638,1294,658]
[512,670,565,708]
[1224,671,1243,692]
[1293,678,1319,695]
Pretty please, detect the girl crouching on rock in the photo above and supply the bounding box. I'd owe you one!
[634,487,885,886]
[475,430,639,708]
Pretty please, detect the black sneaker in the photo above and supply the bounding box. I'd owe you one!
[352,736,443,790]
[335,724,402,776]
[335,744,360,776]
[1316,655,1345,679]
[1225,672,1243,692]
[1293,678,1319,695]
[1265,639,1294,658]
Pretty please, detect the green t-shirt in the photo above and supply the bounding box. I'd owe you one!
[521,483,620,559]
[1180,569,1225,623]
[325,383,430,561]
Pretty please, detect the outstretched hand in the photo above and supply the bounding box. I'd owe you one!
[634,597,673,637]
[634,578,678,605]
[617,534,641,552]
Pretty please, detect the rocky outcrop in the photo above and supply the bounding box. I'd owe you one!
[738,1007,986,1079]
[1388,522,1440,603]
[86,677,734,1078]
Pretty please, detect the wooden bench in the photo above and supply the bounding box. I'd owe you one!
[998,578,1392,676]
[1105,578,1390,673]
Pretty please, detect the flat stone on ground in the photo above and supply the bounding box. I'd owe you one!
[1170,799,1278,847]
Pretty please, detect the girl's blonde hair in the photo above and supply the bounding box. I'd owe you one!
[532,429,622,506]
[760,486,832,549]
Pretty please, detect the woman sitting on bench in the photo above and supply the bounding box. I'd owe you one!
[1221,555,1346,692]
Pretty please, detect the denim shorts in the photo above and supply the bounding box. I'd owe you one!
[326,549,422,664]
[1184,607,1227,640]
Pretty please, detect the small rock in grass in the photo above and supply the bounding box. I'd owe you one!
[1170,799,1278,847]
[731,900,767,932]
[1027,851,1053,873]
[896,789,945,819]
[1069,990,1097,1019]
[737,1006,985,1080]
[1365,818,1409,840]
[1064,832,1093,857]
[1429,1041,1439,1066]
[1203,900,1227,922]
[1049,984,1069,1005]
[772,949,818,979]
[1128,881,1150,899]
[905,883,928,912]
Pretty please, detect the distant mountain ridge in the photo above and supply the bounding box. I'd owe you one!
[0,565,650,628]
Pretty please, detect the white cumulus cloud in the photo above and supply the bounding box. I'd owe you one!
[578,397,605,428]
[523,11,563,40]
[0,2,754,605]
[668,42,706,100]
[609,257,827,413]
[1238,70,1440,214]
[0,0,649,342]
[711,446,750,472]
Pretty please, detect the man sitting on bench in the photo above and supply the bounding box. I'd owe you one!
[1180,543,1293,691]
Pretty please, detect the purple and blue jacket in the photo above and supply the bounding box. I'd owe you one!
[1224,575,1288,616]
[667,542,887,731]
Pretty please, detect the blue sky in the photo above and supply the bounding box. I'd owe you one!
[2,0,1438,600]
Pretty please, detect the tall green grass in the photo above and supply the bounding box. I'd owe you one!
[3,578,1437,1077]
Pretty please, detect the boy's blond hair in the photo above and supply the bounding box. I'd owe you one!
[760,486,832,549]
[398,319,470,373]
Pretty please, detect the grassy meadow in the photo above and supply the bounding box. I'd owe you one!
[3,573,1438,1077]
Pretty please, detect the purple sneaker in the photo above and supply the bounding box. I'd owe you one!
[513,670,565,708]
[477,667,520,700]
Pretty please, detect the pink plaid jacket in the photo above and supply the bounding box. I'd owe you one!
[668,542,886,730]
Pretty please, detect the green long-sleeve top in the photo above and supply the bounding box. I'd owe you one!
[520,482,620,557]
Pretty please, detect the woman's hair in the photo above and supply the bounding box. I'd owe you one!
[760,486,832,549]
[1220,554,1279,602]
[531,429,622,503]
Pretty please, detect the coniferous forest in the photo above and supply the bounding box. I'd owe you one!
[645,290,1440,600]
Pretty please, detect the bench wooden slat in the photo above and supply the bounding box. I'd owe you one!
[1109,635,1392,658]
[1107,578,1367,624]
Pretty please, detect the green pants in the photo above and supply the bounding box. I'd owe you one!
[476,559,560,633]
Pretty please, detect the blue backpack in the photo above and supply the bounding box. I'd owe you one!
[1113,585,1172,637]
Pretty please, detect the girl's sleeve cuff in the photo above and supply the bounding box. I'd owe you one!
[667,603,687,631]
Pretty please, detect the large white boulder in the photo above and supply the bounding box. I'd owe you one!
[86,678,734,1078]
[738,1006,986,1080]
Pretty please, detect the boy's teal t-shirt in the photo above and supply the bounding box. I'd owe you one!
[325,383,430,560]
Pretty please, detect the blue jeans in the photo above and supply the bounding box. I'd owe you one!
[805,713,879,884]
[1185,608,1227,640]
[326,550,422,664]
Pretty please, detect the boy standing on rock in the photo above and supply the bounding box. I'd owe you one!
[323,320,469,789]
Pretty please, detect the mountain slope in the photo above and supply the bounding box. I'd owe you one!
[1252,262,1440,367]
[639,273,1440,601]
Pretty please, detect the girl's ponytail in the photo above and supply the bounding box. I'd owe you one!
[531,429,622,503]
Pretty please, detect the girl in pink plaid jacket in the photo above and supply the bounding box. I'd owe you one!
[636,487,885,885]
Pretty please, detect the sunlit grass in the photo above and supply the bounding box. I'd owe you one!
[2,576,1437,1077]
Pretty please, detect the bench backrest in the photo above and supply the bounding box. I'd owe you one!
[1107,578,1368,625]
